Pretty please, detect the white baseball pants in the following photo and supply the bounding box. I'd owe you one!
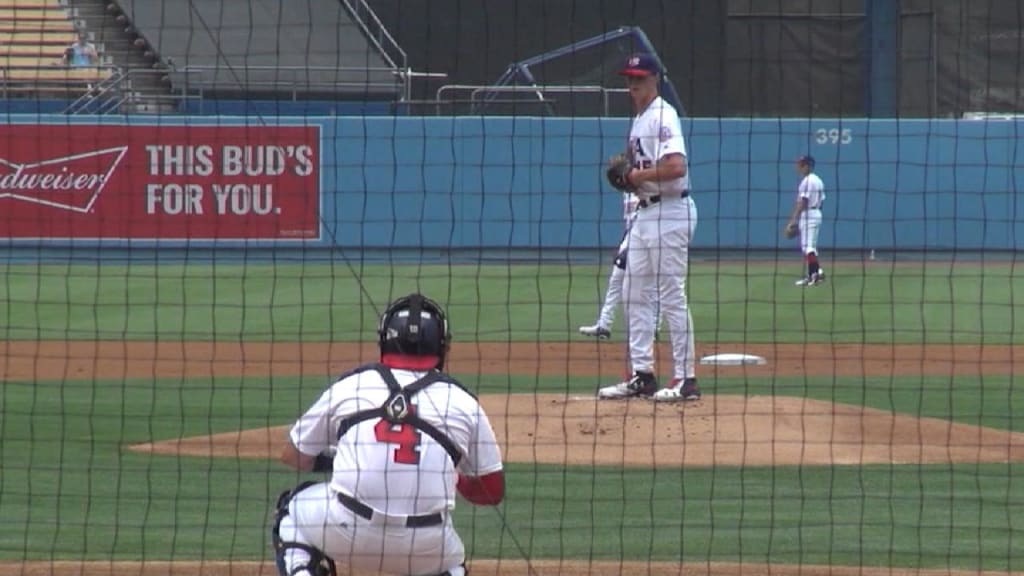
[597,264,625,328]
[623,196,698,380]
[799,208,822,255]
[598,234,660,331]
[279,482,465,576]
[595,232,630,328]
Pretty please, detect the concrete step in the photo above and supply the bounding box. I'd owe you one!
[62,0,178,110]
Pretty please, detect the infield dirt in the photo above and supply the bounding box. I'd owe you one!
[6,339,1022,576]
[2,341,1019,381]
[100,340,1024,467]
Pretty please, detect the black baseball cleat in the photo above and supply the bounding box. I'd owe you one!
[597,371,658,399]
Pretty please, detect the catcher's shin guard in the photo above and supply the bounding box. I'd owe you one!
[272,482,337,576]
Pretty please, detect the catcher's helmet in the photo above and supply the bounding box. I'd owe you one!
[377,293,451,368]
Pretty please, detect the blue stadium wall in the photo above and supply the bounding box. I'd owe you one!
[3,115,1022,252]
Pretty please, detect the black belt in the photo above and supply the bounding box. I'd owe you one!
[336,492,443,528]
[637,192,688,209]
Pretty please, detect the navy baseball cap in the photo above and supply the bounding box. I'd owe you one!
[797,155,816,168]
[619,53,660,77]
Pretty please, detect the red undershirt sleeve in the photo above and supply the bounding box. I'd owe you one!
[456,470,505,505]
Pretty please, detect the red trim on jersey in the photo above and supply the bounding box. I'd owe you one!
[381,353,439,371]
[457,471,505,505]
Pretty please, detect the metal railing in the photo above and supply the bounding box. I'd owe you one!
[435,84,630,116]
[0,64,117,97]
[171,64,406,100]
[3,66,630,117]
[339,0,407,71]
[63,68,127,114]
[53,64,446,113]
[62,67,204,115]
[399,98,577,116]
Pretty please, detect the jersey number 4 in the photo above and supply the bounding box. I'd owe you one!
[374,419,422,465]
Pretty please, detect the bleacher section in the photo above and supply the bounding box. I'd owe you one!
[112,0,402,101]
[0,0,112,95]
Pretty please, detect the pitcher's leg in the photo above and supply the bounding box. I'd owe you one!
[598,231,658,399]
[624,238,656,374]
[655,232,696,380]
[651,200,701,402]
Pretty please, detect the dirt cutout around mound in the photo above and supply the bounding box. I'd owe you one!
[3,560,1021,576]
[128,394,1024,467]
[3,341,1022,382]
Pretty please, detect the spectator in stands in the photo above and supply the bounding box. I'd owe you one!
[61,32,99,67]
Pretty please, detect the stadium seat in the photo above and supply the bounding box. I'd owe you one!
[0,19,75,33]
[0,0,60,6]
[0,8,66,20]
[0,1,65,15]
[0,0,109,96]
[0,45,66,57]
[2,67,110,82]
[0,31,76,45]
[1,55,51,67]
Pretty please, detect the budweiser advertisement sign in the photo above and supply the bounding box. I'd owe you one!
[0,124,320,240]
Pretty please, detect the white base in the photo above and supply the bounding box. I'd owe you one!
[699,353,767,366]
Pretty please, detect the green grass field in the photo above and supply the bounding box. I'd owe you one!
[1,261,1020,343]
[1,262,1021,571]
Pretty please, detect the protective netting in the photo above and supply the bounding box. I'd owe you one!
[1,1,1022,576]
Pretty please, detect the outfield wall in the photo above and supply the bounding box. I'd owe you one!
[1,115,1021,252]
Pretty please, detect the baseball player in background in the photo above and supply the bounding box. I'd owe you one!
[786,155,827,286]
[272,294,504,576]
[598,53,701,403]
[578,192,639,339]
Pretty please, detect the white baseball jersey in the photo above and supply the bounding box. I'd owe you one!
[622,192,639,222]
[288,366,503,517]
[629,96,689,201]
[798,173,825,209]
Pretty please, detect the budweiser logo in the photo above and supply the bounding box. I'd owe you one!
[0,147,128,213]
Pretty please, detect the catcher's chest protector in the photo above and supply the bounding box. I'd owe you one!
[335,364,469,466]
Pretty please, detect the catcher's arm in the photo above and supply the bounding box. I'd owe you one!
[457,401,505,506]
[457,471,505,505]
[279,440,318,471]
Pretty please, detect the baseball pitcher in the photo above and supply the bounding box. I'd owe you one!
[785,155,826,286]
[599,53,701,403]
[272,294,505,576]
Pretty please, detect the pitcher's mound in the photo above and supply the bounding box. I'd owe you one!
[128,394,1024,468]
[497,394,1024,467]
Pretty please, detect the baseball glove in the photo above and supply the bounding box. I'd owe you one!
[606,153,635,192]
[783,222,799,239]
